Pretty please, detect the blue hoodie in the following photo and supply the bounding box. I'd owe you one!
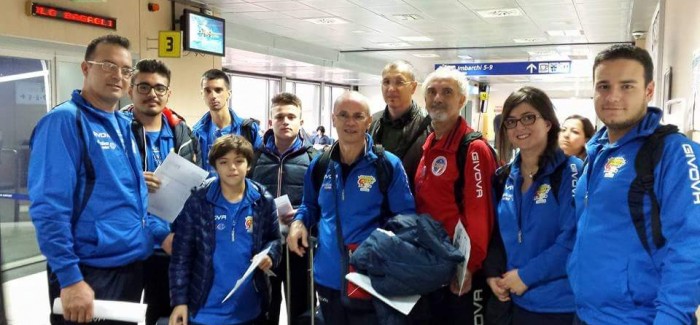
[29,90,161,288]
[294,135,416,290]
[498,149,580,313]
[568,107,700,325]
[192,108,262,174]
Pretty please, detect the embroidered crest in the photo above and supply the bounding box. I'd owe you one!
[245,216,253,233]
[216,223,226,231]
[604,157,626,178]
[357,175,376,192]
[534,184,551,204]
[431,156,448,176]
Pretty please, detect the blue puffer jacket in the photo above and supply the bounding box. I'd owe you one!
[568,107,700,325]
[294,135,416,290]
[29,90,156,288]
[498,149,580,313]
[169,178,281,317]
[351,213,464,296]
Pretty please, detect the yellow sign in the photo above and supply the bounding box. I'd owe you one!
[480,92,489,101]
[158,31,181,58]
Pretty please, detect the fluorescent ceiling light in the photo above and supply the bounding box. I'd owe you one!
[393,14,422,21]
[304,17,348,25]
[513,37,547,43]
[0,70,49,83]
[412,53,440,58]
[477,8,522,18]
[375,42,411,48]
[546,30,583,37]
[458,55,473,60]
[399,36,433,42]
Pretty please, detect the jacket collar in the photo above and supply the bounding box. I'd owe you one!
[510,148,567,180]
[422,116,473,152]
[262,129,311,156]
[205,178,260,208]
[192,108,242,135]
[330,133,378,164]
[380,101,419,127]
[587,106,662,155]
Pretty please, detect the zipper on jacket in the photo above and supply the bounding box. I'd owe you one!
[276,155,284,197]
[517,230,522,244]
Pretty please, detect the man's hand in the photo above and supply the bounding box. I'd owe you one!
[143,172,161,193]
[257,255,273,272]
[279,209,297,226]
[497,269,528,296]
[60,281,95,323]
[161,233,174,255]
[287,220,308,257]
[450,269,472,296]
[169,304,188,325]
[487,277,511,302]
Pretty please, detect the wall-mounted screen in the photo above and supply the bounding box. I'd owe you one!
[182,9,225,56]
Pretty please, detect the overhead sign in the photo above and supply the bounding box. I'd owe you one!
[159,31,182,58]
[28,2,116,30]
[436,61,571,76]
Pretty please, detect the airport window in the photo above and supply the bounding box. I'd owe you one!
[229,74,280,132]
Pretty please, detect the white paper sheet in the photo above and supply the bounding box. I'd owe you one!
[52,298,146,323]
[148,152,209,222]
[274,195,293,234]
[345,272,420,315]
[222,246,272,303]
[453,220,471,295]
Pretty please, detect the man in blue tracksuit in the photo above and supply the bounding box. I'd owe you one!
[567,44,700,324]
[29,35,170,324]
[192,69,263,175]
[287,91,416,325]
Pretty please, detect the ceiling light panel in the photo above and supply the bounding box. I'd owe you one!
[304,17,349,24]
[477,8,523,18]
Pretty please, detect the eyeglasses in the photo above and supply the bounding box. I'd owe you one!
[87,61,136,79]
[503,113,542,129]
[134,83,169,96]
[381,79,412,89]
[334,112,368,123]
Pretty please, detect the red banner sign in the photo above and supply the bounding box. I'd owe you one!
[29,2,117,30]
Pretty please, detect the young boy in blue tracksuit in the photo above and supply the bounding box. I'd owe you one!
[169,135,281,325]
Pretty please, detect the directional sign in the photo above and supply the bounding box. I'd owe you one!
[435,61,571,76]
[159,31,181,58]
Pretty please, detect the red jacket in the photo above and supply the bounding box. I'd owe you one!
[414,117,497,273]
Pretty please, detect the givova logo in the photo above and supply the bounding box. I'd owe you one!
[682,144,700,204]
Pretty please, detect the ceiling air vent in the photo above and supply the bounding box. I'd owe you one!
[477,8,523,18]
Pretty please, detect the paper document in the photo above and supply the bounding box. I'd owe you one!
[453,220,471,295]
[274,195,293,234]
[345,272,420,315]
[52,298,146,323]
[222,246,272,303]
[148,152,208,222]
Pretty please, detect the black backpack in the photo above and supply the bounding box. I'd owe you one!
[454,131,499,211]
[240,118,259,147]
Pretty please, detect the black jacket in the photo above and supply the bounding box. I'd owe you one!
[368,102,430,192]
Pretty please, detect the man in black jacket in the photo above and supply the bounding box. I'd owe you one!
[250,92,316,325]
[368,60,430,192]
[124,59,199,325]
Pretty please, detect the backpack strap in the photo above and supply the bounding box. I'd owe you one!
[455,131,494,212]
[312,144,334,194]
[549,161,568,203]
[628,124,679,253]
[240,118,259,146]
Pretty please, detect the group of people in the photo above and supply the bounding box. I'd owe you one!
[27,33,700,325]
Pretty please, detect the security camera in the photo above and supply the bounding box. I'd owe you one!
[632,31,647,40]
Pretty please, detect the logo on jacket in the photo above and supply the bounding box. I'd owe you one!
[245,216,253,233]
[432,156,448,176]
[604,157,626,178]
[534,184,551,204]
[357,175,376,192]
[502,184,514,201]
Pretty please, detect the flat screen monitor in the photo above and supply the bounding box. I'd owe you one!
[182,9,225,56]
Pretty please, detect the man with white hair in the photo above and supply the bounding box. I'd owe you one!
[412,67,498,324]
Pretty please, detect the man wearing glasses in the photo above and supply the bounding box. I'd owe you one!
[29,35,167,324]
[123,59,199,325]
[368,60,430,193]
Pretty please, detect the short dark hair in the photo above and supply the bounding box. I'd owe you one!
[132,59,171,85]
[271,92,302,110]
[85,35,130,61]
[498,86,561,165]
[201,69,230,89]
[316,126,325,133]
[208,135,255,169]
[593,44,654,85]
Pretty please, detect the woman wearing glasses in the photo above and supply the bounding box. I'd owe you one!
[485,87,581,324]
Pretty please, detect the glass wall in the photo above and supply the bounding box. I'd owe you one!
[230,75,278,131]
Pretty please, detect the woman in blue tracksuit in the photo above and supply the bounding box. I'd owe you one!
[485,87,581,324]
[169,135,281,325]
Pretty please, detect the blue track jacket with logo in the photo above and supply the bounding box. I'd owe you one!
[568,107,700,325]
[29,90,164,288]
[294,135,416,290]
[498,149,580,313]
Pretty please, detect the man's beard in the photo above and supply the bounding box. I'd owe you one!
[428,104,449,122]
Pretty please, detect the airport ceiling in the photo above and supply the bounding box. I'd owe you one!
[198,0,658,94]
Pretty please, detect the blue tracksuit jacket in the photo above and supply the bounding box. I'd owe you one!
[294,135,416,290]
[568,107,700,325]
[498,149,581,313]
[28,90,164,288]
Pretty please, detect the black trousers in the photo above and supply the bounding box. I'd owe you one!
[143,250,173,325]
[48,261,143,325]
[408,271,490,325]
[316,285,378,325]
[265,248,313,325]
[512,304,574,325]
[573,315,588,325]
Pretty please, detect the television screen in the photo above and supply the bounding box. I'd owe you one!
[183,9,225,56]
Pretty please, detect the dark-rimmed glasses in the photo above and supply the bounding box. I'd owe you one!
[503,113,542,129]
[134,83,169,96]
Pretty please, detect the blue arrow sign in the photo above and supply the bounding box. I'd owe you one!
[435,61,571,76]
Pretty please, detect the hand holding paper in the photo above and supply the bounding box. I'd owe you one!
[453,220,471,296]
[222,247,272,303]
[53,298,147,323]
